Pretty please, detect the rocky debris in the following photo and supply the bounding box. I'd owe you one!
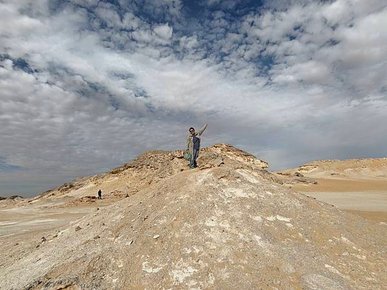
[109,189,126,198]
[0,144,386,289]
[0,195,24,201]
[74,196,96,202]
[298,164,319,173]
[0,195,26,209]
[202,143,268,170]
[275,171,317,186]
[197,152,224,169]
[58,183,76,193]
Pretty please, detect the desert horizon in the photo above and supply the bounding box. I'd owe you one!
[2,152,387,197]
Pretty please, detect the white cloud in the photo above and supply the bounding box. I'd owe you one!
[0,2,43,37]
[272,60,330,84]
[0,0,386,195]
[179,35,199,50]
[153,23,173,40]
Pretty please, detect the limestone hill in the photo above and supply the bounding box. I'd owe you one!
[0,144,386,289]
[34,144,269,205]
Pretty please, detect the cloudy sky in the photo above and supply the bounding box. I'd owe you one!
[1,0,386,196]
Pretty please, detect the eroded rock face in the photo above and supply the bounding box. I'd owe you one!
[1,145,386,289]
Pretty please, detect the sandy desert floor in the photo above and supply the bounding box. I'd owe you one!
[293,178,387,223]
[0,199,108,239]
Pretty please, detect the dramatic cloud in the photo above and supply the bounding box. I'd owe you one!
[1,0,386,196]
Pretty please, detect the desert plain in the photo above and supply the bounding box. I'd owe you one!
[280,158,387,223]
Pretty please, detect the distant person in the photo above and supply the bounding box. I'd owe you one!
[186,124,208,168]
[97,189,102,199]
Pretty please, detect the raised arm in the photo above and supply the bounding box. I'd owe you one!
[197,123,208,136]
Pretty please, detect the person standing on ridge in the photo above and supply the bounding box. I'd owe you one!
[97,189,102,199]
[186,124,208,168]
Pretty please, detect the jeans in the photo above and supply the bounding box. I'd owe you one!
[190,148,199,168]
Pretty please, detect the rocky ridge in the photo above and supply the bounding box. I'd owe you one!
[36,144,269,205]
[0,144,386,289]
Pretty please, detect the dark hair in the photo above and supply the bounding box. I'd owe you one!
[189,127,195,131]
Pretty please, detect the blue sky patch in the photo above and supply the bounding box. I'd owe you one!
[0,157,22,172]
